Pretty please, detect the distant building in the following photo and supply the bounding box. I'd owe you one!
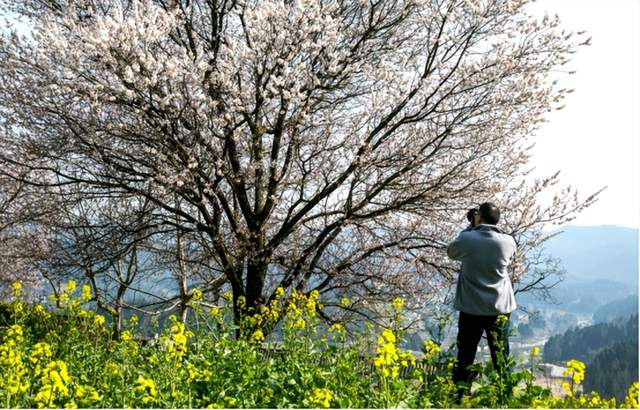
[535,363,583,397]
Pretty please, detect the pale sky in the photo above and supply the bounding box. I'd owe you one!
[527,0,640,229]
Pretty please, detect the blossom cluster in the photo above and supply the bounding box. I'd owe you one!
[373,328,415,378]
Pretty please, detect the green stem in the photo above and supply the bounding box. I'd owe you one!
[121,369,126,408]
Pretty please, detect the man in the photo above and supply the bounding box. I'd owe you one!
[447,202,517,402]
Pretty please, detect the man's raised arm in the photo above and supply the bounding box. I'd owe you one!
[447,231,470,261]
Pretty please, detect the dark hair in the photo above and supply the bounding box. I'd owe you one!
[466,208,478,223]
[478,202,500,225]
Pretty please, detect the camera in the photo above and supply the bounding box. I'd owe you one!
[466,208,478,227]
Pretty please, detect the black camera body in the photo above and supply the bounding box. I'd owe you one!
[466,208,478,227]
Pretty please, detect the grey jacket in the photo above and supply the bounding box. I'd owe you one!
[447,224,517,315]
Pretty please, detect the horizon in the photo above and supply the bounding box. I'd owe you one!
[551,223,639,231]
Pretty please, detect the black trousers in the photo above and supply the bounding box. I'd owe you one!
[452,311,511,386]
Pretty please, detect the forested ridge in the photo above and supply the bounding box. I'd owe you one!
[584,340,639,402]
[543,315,637,363]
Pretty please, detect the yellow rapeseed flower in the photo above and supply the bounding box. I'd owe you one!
[81,284,92,302]
[34,304,51,319]
[94,314,105,328]
[496,314,509,328]
[251,329,265,344]
[186,362,199,383]
[164,320,193,360]
[13,300,25,315]
[531,346,541,357]
[0,332,30,395]
[249,312,264,327]
[422,339,441,360]
[268,307,280,322]
[210,306,220,317]
[560,381,572,396]
[75,384,102,405]
[374,328,401,377]
[65,280,77,293]
[192,288,203,301]
[135,375,157,396]
[173,332,187,347]
[563,359,586,385]
[201,369,213,382]
[328,323,345,338]
[29,342,53,364]
[135,375,157,404]
[105,362,121,377]
[392,297,404,310]
[307,387,332,408]
[121,330,133,342]
[381,341,396,356]
[295,318,306,329]
[399,351,416,367]
[305,299,317,316]
[12,281,22,298]
[75,385,85,398]
[35,385,55,408]
[623,382,639,408]
[380,328,396,344]
[7,324,24,341]
[287,301,300,315]
[4,377,29,396]
[35,360,71,406]
[341,297,350,307]
[59,293,70,305]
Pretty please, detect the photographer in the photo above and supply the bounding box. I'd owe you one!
[447,202,517,403]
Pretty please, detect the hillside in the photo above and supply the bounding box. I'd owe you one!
[543,314,638,364]
[593,294,639,323]
[584,340,639,402]
[515,225,638,336]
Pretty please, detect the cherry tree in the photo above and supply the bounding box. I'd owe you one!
[0,177,39,299]
[0,0,597,327]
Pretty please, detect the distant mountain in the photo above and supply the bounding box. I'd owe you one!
[517,225,638,315]
[542,225,638,286]
[547,278,636,314]
[593,294,639,323]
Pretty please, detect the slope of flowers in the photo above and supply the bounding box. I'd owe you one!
[0,281,638,408]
